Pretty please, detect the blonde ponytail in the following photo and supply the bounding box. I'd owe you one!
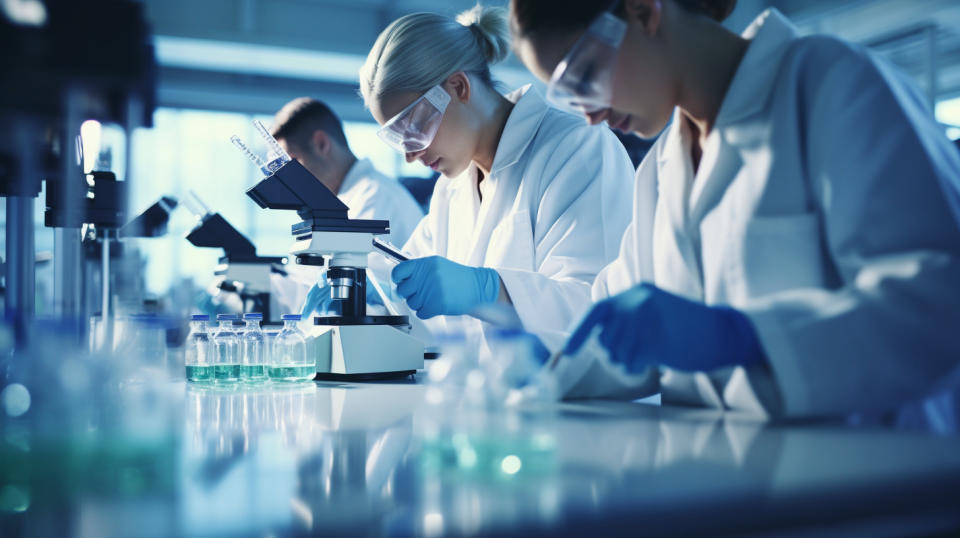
[359,5,511,105]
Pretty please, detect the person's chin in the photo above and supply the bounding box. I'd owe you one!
[632,115,672,140]
[444,161,471,178]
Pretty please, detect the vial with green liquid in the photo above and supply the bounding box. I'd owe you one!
[185,314,213,382]
[241,313,268,382]
[213,314,241,382]
[269,314,314,382]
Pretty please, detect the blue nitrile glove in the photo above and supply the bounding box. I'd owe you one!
[565,283,766,373]
[300,283,333,318]
[366,280,385,307]
[301,280,386,318]
[391,256,500,319]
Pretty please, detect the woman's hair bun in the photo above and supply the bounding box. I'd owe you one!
[456,5,511,65]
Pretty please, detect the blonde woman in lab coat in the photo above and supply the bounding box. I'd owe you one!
[510,0,960,416]
[359,6,635,354]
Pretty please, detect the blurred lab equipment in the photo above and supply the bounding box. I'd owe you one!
[183,191,288,324]
[84,191,180,352]
[0,0,156,346]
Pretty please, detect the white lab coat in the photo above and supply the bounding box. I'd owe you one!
[403,85,634,353]
[272,158,425,313]
[585,9,960,417]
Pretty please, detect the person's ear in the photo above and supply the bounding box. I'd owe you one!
[309,130,333,158]
[623,0,662,35]
[444,71,472,104]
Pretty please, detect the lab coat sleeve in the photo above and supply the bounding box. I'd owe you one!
[741,41,960,417]
[497,126,634,349]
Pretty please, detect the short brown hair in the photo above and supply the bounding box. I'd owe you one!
[270,97,349,149]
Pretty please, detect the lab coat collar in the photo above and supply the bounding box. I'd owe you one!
[489,84,550,175]
[714,8,799,127]
[339,157,375,195]
[655,8,796,168]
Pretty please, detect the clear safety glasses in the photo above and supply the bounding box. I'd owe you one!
[376,85,452,154]
[546,10,627,115]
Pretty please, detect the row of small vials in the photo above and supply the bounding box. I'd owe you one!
[185,313,314,384]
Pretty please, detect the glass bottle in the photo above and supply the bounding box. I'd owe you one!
[269,314,313,382]
[185,314,213,382]
[241,313,267,382]
[213,314,241,383]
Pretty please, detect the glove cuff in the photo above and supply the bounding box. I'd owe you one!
[477,268,501,306]
[718,306,768,368]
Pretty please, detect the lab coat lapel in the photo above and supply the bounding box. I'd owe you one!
[655,112,705,300]
[463,86,549,267]
[719,9,797,125]
[490,85,549,173]
[687,133,743,225]
[444,168,481,264]
[687,9,798,252]
[466,168,497,266]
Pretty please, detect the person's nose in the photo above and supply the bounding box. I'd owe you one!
[405,149,425,163]
[585,108,611,126]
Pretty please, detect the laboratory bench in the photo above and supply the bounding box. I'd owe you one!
[2,365,960,537]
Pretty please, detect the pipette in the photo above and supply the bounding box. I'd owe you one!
[252,119,291,162]
[230,135,267,169]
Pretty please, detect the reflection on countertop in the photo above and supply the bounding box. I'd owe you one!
[3,368,960,537]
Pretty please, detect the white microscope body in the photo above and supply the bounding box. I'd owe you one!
[292,231,423,378]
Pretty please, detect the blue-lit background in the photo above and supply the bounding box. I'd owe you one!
[2,0,959,303]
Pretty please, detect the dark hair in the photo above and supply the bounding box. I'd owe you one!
[510,0,737,41]
[270,97,349,149]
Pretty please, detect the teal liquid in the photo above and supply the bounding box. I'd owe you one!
[214,364,241,382]
[241,365,267,381]
[267,365,315,382]
[185,365,214,382]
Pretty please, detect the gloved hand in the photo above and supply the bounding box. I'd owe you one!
[300,282,333,318]
[391,256,500,319]
[565,283,766,373]
[300,279,387,318]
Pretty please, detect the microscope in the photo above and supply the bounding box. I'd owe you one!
[183,196,287,325]
[246,156,423,379]
[0,0,156,345]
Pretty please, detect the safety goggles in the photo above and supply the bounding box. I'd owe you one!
[546,9,627,115]
[376,85,452,153]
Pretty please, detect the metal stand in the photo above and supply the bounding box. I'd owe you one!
[5,196,35,323]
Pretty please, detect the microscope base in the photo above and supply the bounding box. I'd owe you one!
[314,370,416,382]
[306,323,424,377]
